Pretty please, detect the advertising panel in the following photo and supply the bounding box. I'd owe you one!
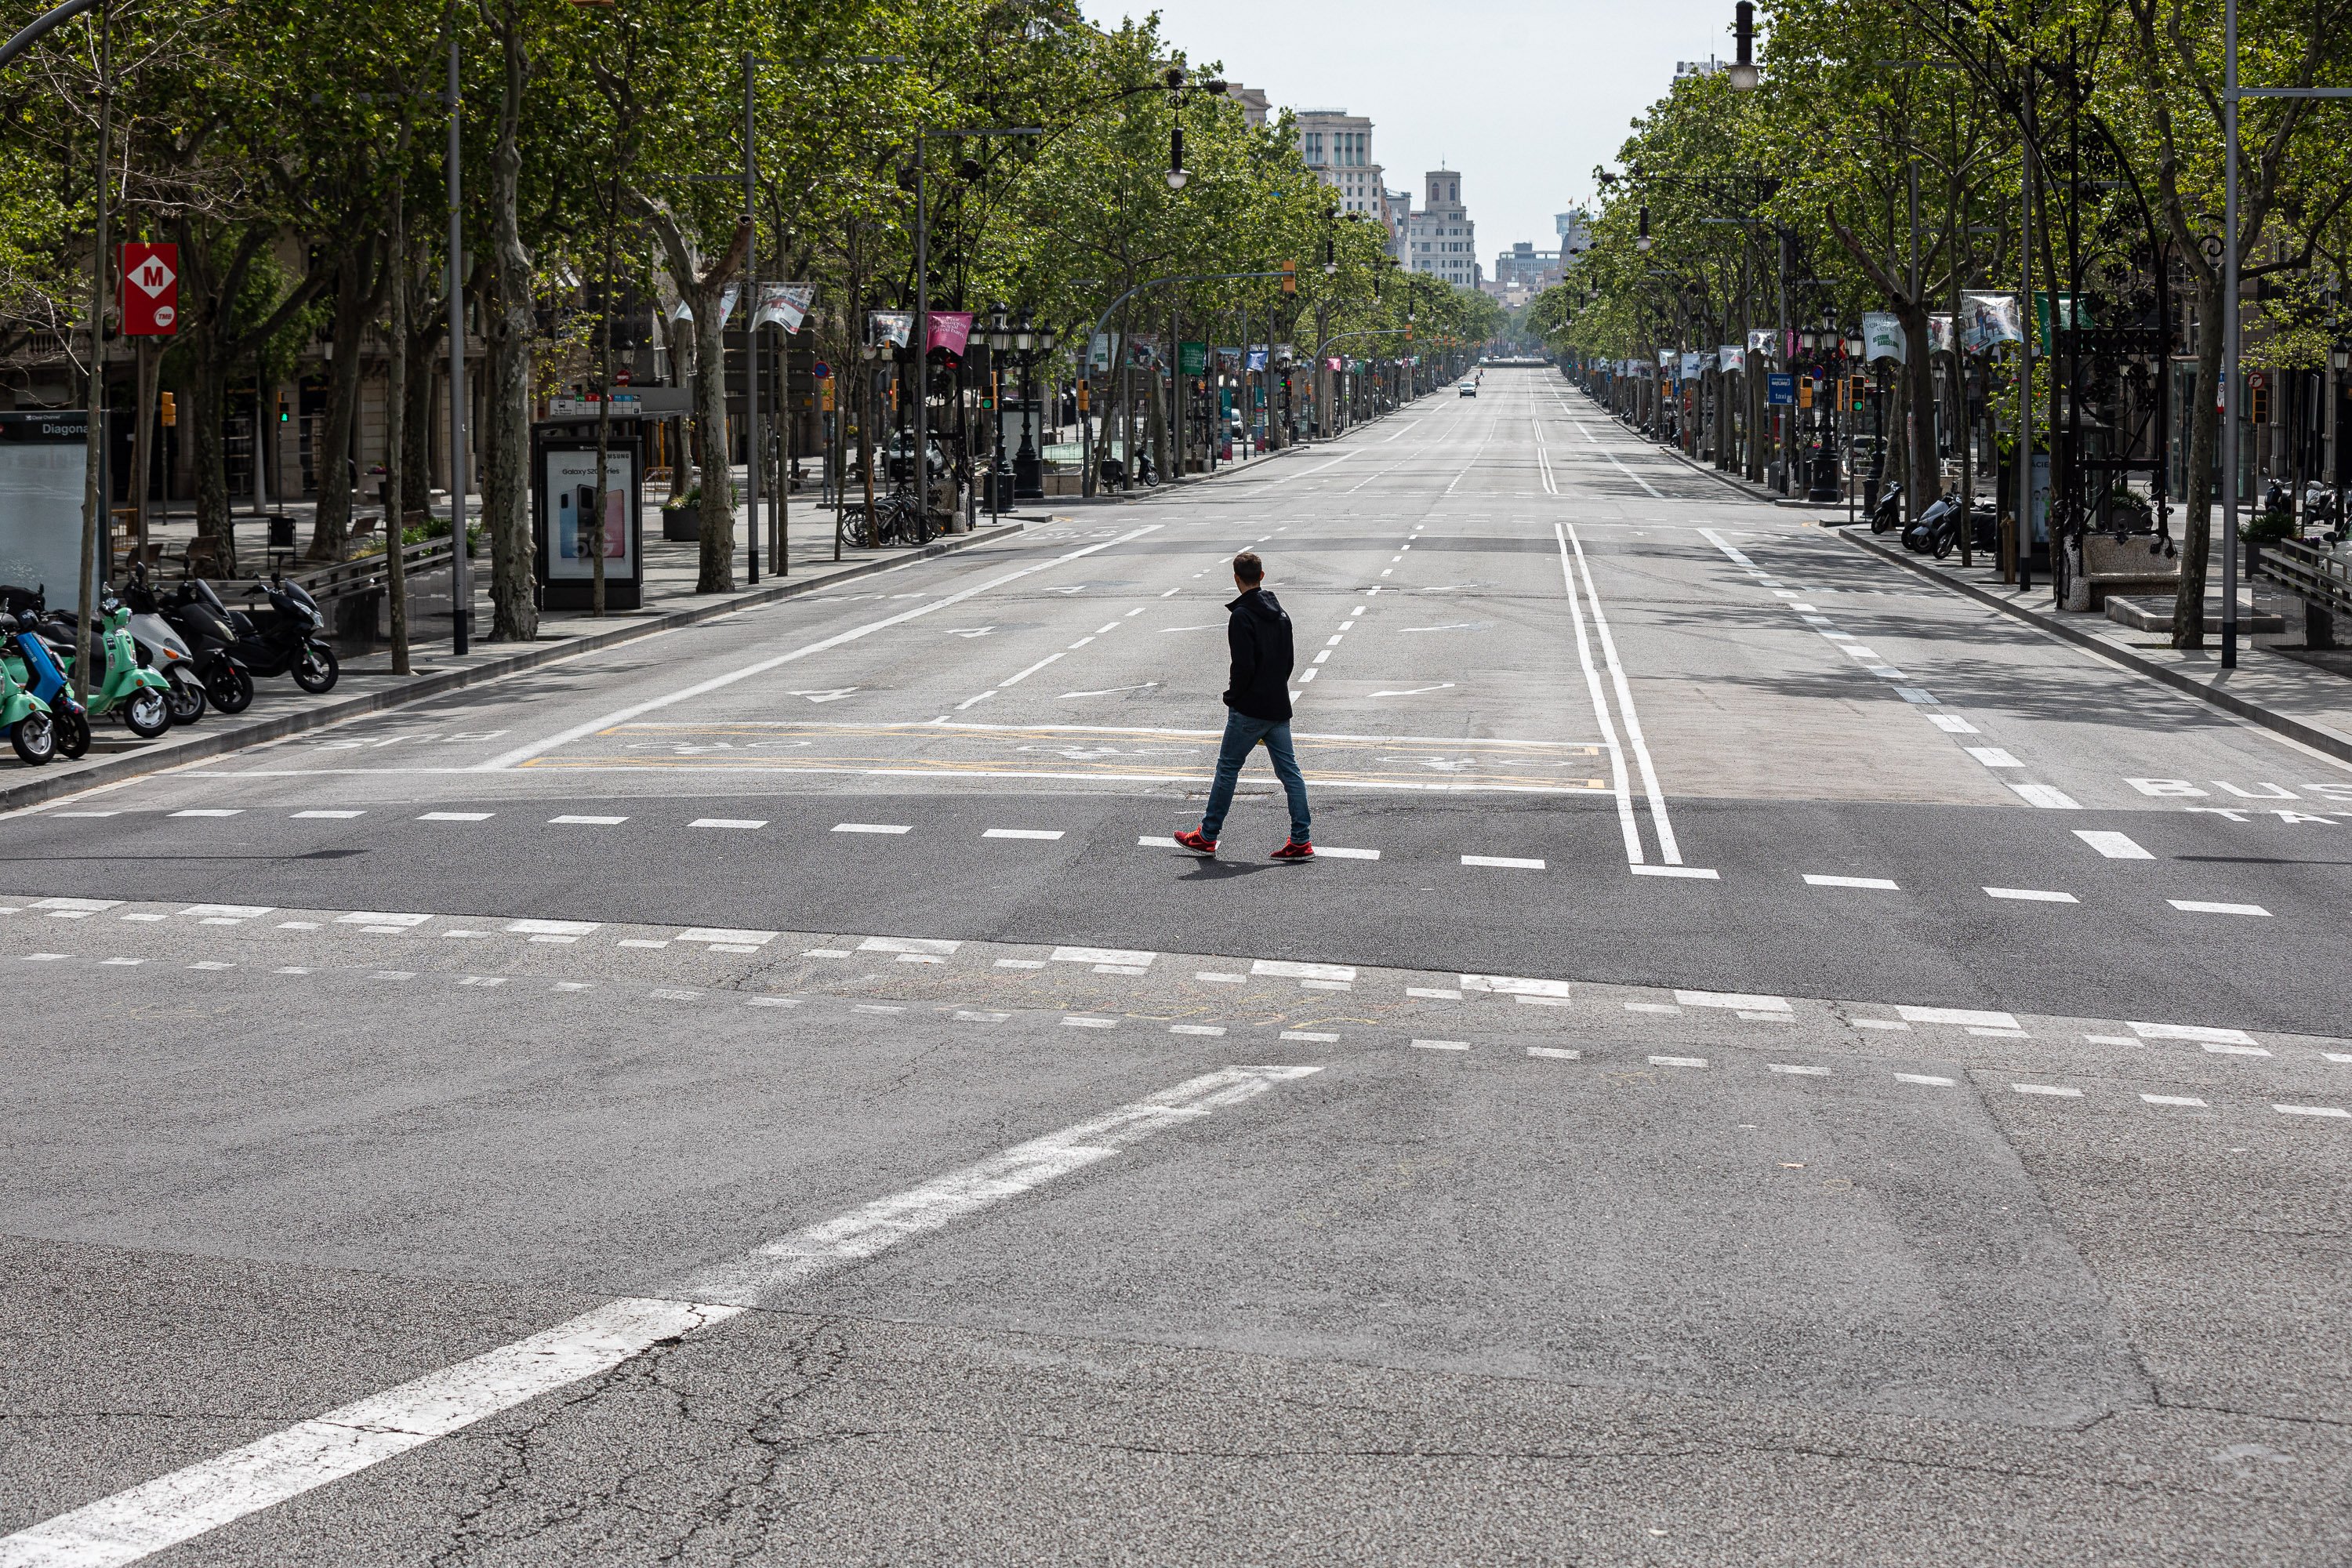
[0,411,90,611]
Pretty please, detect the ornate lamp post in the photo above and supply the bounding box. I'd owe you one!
[1013,310,1056,499]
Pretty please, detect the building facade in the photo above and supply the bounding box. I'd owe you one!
[1406,170,1479,290]
[1294,109,1385,216]
[1222,83,1271,128]
[1485,241,1563,307]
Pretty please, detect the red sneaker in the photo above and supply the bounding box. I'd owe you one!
[1269,840,1314,861]
[1173,829,1218,855]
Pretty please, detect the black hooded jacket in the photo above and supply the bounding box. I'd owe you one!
[1221,587,1295,722]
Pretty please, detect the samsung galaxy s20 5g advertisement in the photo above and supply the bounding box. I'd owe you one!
[546,452,630,575]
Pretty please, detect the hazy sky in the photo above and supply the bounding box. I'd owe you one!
[1083,0,1740,260]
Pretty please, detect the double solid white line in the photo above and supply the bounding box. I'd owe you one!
[0,1064,1318,1568]
[1556,522,1688,869]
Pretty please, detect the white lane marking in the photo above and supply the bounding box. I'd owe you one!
[2169,899,2271,916]
[1925,713,1980,734]
[1171,1024,1226,1036]
[1965,748,2024,769]
[1058,683,1161,699]
[690,818,768,829]
[1567,523,1681,864]
[2205,1043,2270,1055]
[1412,1039,1470,1051]
[1252,959,1356,982]
[2128,1022,2257,1045]
[677,927,776,945]
[1316,846,1379,859]
[1062,1015,1116,1029]
[1632,865,1718,879]
[1138,835,1180,848]
[477,524,1163,770]
[1650,1055,1707,1069]
[1804,874,1900,890]
[180,904,270,920]
[168,809,241,818]
[334,912,432,927]
[292,810,365,819]
[2075,829,2152,858]
[1281,1030,1338,1042]
[1408,985,1463,999]
[1461,973,1571,998]
[418,811,492,822]
[548,815,626,825]
[1675,989,1788,1011]
[506,919,599,937]
[1368,684,1455,697]
[2141,1094,2208,1107]
[954,691,999,710]
[1896,1073,1956,1086]
[833,822,911,835]
[1769,1063,1831,1076]
[858,936,959,956]
[2013,1083,2082,1098]
[1986,886,2078,902]
[2274,1104,2351,1118]
[999,652,1067,688]
[1527,1046,1581,1059]
[1897,1005,2021,1029]
[1462,854,1545,869]
[7,1066,1318,1567]
[1053,945,1156,967]
[2009,783,2082,810]
[984,828,1065,840]
[1555,524,1640,864]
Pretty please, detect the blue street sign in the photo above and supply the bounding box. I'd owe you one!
[1766,372,1795,407]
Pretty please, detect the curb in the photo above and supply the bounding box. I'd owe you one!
[0,522,1025,815]
[1842,530,2352,768]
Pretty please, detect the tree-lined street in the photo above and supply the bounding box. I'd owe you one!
[5,369,2350,1563]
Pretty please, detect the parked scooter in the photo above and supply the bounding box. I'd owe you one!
[0,615,57,764]
[217,573,338,694]
[0,610,89,758]
[2,583,176,737]
[1867,481,1905,533]
[1903,492,1965,558]
[122,564,254,713]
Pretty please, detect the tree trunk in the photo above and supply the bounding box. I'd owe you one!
[403,273,439,509]
[2172,272,2227,646]
[1906,305,1939,510]
[190,347,235,575]
[307,234,383,561]
[482,13,538,641]
[690,304,733,591]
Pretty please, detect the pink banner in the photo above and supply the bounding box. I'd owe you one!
[927,311,973,357]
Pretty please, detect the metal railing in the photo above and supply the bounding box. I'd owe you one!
[288,537,457,607]
[2253,537,2352,621]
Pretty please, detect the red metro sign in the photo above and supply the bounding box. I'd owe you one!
[119,242,180,336]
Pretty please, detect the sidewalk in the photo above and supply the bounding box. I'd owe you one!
[1839,528,2352,766]
[1,501,1031,814]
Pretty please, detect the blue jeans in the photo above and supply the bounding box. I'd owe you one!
[1200,710,1311,842]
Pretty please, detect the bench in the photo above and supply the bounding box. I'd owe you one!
[2078,532,2180,610]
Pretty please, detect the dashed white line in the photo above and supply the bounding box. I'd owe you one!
[2169,899,2271,916]
[833,822,911,835]
[2075,829,2153,859]
[1803,874,1900,890]
[1986,887,2078,902]
[1462,854,1545,869]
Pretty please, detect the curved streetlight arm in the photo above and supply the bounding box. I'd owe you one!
[0,0,98,71]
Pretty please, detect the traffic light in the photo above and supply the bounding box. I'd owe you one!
[159,391,176,427]
[1849,376,1866,412]
[1280,260,1297,296]
[277,391,291,423]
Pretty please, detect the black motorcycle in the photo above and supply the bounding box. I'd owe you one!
[1902,492,1964,557]
[122,564,256,713]
[218,574,339,694]
[1867,481,1904,533]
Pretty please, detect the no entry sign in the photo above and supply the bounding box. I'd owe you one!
[120,242,179,335]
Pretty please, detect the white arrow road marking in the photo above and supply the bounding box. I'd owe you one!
[1367,684,1457,698]
[477,524,1162,770]
[940,627,996,637]
[0,1064,1319,1568]
[787,688,858,703]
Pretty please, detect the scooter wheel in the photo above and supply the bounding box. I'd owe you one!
[206,664,254,714]
[292,642,339,695]
[1871,514,1893,535]
[123,688,170,739]
[54,707,89,760]
[10,713,55,766]
[166,675,207,725]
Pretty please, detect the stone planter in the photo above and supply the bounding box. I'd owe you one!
[660,501,699,542]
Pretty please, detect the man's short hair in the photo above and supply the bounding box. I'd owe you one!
[1232,550,1265,584]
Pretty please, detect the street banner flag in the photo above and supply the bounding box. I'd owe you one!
[1179,341,1208,375]
[1090,332,1118,372]
[1960,293,2020,354]
[927,311,973,358]
[1657,349,1675,368]
[1679,350,1702,380]
[869,310,913,350]
[1862,312,1907,363]
[1928,314,1954,354]
[1719,344,1746,374]
[1747,327,1774,358]
[753,283,815,332]
[670,286,740,327]
[119,243,178,335]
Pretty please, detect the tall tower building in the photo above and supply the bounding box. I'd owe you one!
[1406,170,1478,289]
[1294,108,1385,216]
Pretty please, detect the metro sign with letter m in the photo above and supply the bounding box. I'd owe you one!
[119,242,179,335]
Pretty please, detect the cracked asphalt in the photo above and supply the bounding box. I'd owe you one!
[3,373,2348,1565]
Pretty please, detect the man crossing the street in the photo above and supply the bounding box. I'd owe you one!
[1174,550,1313,860]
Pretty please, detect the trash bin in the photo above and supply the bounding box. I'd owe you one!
[266,513,296,551]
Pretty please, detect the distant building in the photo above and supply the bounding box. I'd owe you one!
[1555,208,1593,256]
[1382,187,1413,263]
[1222,83,1271,128]
[1485,241,1563,306]
[1675,56,1728,79]
[1294,108,1385,217]
[1406,170,1479,291]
